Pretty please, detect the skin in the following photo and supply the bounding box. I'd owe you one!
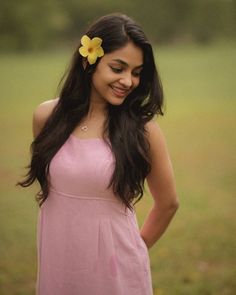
[89,41,143,107]
[33,41,179,249]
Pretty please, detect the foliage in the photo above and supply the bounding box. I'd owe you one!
[0,0,236,50]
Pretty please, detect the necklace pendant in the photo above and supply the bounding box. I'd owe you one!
[81,125,88,132]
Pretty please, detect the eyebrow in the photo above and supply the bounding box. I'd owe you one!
[111,59,143,69]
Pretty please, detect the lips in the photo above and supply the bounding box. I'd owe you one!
[110,85,129,97]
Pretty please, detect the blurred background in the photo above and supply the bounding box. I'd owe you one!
[0,0,235,294]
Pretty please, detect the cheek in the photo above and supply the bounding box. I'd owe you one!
[92,70,113,89]
[133,77,141,88]
[91,73,104,92]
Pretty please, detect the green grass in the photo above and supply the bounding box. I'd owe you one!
[0,41,235,294]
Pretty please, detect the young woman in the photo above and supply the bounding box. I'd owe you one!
[18,13,179,295]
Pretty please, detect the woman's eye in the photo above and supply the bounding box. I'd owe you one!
[110,67,122,73]
[133,72,141,77]
[110,66,141,77]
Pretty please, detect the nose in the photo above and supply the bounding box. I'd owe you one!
[119,72,133,89]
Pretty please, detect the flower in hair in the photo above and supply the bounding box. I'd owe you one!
[79,35,104,65]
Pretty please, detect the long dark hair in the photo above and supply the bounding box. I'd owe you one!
[17,13,164,212]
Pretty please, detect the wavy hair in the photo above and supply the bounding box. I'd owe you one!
[17,13,164,212]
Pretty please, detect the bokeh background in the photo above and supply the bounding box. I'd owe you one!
[0,0,235,294]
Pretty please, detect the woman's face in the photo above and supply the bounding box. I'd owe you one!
[90,41,143,106]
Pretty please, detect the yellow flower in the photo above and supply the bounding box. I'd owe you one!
[79,35,104,65]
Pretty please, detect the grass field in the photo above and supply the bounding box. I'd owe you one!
[0,41,235,294]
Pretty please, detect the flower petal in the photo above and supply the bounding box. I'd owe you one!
[81,35,91,47]
[79,46,89,57]
[91,37,102,48]
[96,47,104,57]
[87,52,98,65]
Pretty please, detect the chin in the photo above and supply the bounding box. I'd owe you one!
[108,98,126,106]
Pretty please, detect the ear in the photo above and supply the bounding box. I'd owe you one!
[82,58,87,69]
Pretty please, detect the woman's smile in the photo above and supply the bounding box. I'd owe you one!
[110,85,130,98]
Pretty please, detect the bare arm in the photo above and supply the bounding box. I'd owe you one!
[140,120,180,249]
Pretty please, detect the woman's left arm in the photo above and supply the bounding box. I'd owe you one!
[140,120,180,249]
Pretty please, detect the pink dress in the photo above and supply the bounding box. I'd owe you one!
[36,134,153,295]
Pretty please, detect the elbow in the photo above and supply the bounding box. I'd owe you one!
[172,200,180,211]
[170,195,180,211]
[162,200,179,216]
[166,196,180,212]
[154,197,180,212]
[162,201,179,213]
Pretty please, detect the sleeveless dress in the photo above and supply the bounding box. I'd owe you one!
[36,133,153,295]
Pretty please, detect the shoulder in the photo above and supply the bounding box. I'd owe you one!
[145,119,161,135]
[144,119,171,165]
[33,97,59,119]
[32,97,59,139]
[145,119,166,149]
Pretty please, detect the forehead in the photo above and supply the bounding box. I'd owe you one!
[103,41,143,67]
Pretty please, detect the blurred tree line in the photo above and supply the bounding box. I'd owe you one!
[0,0,235,51]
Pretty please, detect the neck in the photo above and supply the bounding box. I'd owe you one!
[86,100,108,120]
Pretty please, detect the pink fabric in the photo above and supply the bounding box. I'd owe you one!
[36,134,153,295]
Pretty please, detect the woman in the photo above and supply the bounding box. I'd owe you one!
[18,13,179,295]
